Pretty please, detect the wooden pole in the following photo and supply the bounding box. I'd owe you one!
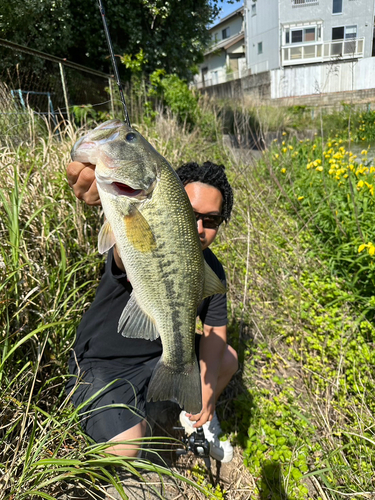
[59,62,71,122]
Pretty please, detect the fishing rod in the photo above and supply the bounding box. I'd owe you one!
[97,0,131,126]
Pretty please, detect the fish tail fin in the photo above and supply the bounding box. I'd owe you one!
[146,357,202,414]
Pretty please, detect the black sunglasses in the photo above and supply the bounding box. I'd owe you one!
[193,211,225,229]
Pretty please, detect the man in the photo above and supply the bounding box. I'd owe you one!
[66,159,238,463]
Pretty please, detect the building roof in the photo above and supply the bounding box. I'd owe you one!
[209,6,244,32]
[204,32,245,56]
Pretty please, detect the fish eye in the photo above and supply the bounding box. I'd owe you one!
[126,132,136,142]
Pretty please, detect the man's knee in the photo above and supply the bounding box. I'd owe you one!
[227,345,239,377]
[220,344,238,380]
[105,420,146,457]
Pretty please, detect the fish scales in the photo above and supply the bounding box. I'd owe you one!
[71,120,225,413]
[106,164,203,363]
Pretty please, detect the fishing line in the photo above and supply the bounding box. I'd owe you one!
[97,0,131,126]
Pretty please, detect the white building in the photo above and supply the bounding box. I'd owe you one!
[197,0,375,101]
[194,7,246,89]
[245,0,375,74]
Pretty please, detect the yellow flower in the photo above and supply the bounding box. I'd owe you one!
[357,180,364,188]
[281,168,286,174]
[274,153,279,159]
[298,196,304,201]
[288,145,293,150]
[282,147,287,153]
[282,132,287,136]
[358,242,375,257]
[316,166,323,172]
[361,150,368,155]
[365,182,374,196]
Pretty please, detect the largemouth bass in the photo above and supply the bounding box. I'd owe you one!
[71,119,225,414]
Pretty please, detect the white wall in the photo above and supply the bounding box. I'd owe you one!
[211,15,243,43]
[271,57,375,98]
[279,0,375,59]
[246,0,280,73]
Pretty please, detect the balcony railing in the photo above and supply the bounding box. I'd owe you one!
[195,71,241,89]
[282,38,364,65]
[193,70,243,89]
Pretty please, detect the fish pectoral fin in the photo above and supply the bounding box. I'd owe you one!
[118,294,160,340]
[124,206,156,253]
[202,261,226,299]
[98,219,116,254]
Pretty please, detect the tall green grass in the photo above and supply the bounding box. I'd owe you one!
[0,117,226,499]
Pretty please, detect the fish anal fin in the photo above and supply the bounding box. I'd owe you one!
[98,219,116,254]
[146,357,202,414]
[124,206,156,253]
[202,261,226,300]
[118,294,159,341]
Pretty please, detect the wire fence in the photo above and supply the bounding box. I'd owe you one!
[0,39,129,146]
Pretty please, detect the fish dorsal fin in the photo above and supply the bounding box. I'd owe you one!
[98,219,116,254]
[125,206,157,253]
[118,294,160,341]
[202,261,226,300]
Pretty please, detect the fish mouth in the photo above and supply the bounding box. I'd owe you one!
[112,182,143,197]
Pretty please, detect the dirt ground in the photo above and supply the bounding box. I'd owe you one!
[58,448,254,500]
[57,401,255,500]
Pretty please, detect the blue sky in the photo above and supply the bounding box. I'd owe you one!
[215,0,243,21]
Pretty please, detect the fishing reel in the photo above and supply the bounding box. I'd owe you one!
[174,426,212,471]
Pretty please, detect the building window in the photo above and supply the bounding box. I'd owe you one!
[345,25,357,38]
[258,42,263,54]
[286,27,317,44]
[332,26,344,39]
[304,27,316,41]
[332,0,343,14]
[251,3,256,15]
[292,30,303,43]
[222,27,230,39]
[332,25,357,40]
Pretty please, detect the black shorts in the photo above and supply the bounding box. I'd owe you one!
[66,335,202,444]
[66,357,159,443]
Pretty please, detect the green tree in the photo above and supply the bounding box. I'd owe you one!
[0,0,228,80]
[0,0,72,69]
[66,0,220,80]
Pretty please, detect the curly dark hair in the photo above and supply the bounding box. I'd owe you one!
[176,161,233,222]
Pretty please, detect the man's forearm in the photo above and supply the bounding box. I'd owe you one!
[199,325,227,403]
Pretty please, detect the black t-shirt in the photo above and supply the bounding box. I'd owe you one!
[69,247,227,368]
